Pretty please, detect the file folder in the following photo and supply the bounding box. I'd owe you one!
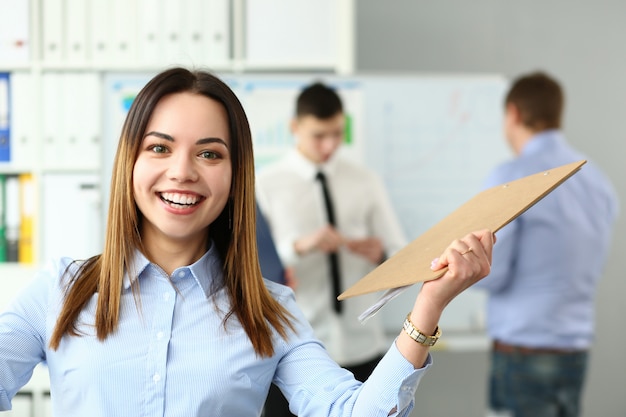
[62,73,102,169]
[42,0,64,62]
[9,72,35,169]
[5,175,19,262]
[41,173,102,262]
[90,0,111,64]
[137,0,162,65]
[18,173,35,264]
[42,73,64,169]
[0,0,30,64]
[64,0,88,63]
[0,73,9,162]
[0,174,7,262]
[207,0,231,64]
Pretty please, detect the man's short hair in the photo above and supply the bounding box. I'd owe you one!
[506,71,564,131]
[296,82,343,119]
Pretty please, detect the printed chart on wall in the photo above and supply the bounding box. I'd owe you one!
[361,75,512,334]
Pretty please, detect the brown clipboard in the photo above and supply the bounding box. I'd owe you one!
[338,159,586,300]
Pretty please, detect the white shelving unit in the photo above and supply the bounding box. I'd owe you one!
[0,0,355,270]
[0,1,354,415]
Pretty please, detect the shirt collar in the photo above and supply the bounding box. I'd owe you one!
[522,129,565,156]
[123,241,225,298]
[287,148,340,180]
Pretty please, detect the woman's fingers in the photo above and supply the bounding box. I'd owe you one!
[430,229,494,281]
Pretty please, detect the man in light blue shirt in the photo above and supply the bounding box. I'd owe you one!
[474,71,619,417]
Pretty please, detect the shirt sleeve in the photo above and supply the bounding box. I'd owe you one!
[270,287,430,416]
[0,262,54,410]
[353,341,431,416]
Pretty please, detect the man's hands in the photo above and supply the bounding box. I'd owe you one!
[293,226,385,264]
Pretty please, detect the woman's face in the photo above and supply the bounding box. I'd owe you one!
[133,92,232,249]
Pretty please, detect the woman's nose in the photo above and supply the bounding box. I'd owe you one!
[167,154,199,182]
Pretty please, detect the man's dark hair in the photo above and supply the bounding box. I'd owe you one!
[295,82,343,119]
[506,71,564,131]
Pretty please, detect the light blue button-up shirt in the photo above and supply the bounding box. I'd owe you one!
[0,243,429,416]
[473,130,619,349]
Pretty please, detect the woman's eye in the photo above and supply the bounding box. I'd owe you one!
[150,144,168,153]
[200,150,218,159]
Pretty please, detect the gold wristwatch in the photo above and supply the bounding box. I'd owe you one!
[403,313,441,347]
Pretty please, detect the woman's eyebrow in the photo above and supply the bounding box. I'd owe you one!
[144,132,227,147]
[196,137,229,148]
[144,131,174,141]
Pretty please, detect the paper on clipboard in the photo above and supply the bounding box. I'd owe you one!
[341,160,587,322]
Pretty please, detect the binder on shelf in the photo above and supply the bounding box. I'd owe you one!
[5,175,19,262]
[42,72,64,169]
[162,0,184,64]
[137,0,163,65]
[62,73,101,169]
[0,174,7,262]
[42,173,102,263]
[90,0,112,64]
[0,0,30,64]
[111,0,138,62]
[42,0,64,62]
[181,0,202,65]
[64,0,88,64]
[9,72,35,169]
[181,0,211,66]
[0,73,9,163]
[18,173,35,264]
[207,0,231,64]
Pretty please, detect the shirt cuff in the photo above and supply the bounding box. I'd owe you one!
[362,339,432,416]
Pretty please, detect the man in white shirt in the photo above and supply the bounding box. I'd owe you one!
[257,82,407,416]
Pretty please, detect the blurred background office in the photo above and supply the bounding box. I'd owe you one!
[356,1,625,416]
[0,1,623,416]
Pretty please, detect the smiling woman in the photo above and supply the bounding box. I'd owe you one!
[132,92,232,271]
[0,67,495,417]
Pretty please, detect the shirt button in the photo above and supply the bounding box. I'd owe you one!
[153,373,161,383]
[163,292,170,301]
[156,331,164,340]
[177,271,185,278]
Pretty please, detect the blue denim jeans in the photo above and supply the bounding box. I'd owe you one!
[489,347,588,417]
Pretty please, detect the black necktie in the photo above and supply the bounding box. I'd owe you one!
[316,171,342,313]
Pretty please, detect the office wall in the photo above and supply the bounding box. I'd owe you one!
[356,1,626,416]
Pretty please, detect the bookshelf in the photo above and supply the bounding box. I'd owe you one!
[0,0,355,269]
[0,1,354,414]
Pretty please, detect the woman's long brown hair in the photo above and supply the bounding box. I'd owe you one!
[49,68,294,357]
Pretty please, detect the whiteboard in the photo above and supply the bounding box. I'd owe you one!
[102,72,513,333]
[359,75,512,333]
